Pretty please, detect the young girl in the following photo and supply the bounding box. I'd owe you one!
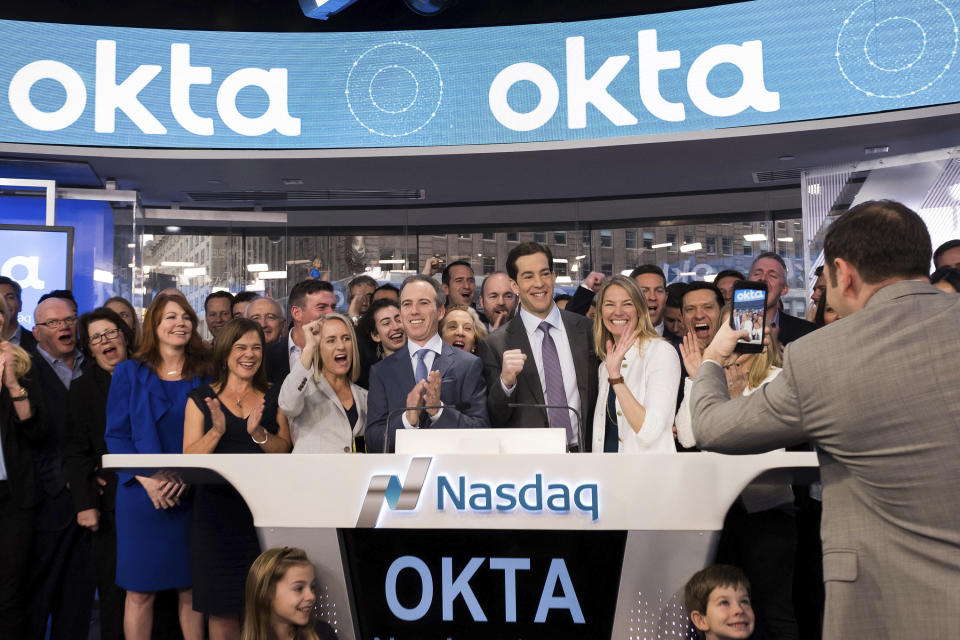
[242,548,337,640]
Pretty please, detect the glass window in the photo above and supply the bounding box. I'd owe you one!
[555,261,568,277]
[582,230,591,246]
[625,230,637,249]
[743,241,753,256]
[482,232,495,240]
[684,234,694,245]
[506,232,519,242]
[601,262,613,274]
[706,235,716,254]
[722,236,732,255]
[482,256,496,274]
[457,232,470,240]
[533,231,546,243]
[600,230,612,248]
[666,232,677,252]
[643,231,654,249]
[554,231,567,245]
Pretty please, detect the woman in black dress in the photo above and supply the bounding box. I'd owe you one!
[183,318,292,640]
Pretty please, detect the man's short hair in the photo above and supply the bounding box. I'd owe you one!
[506,242,553,281]
[0,276,22,301]
[441,260,473,286]
[714,269,745,282]
[480,271,510,297]
[232,291,258,305]
[401,274,446,308]
[553,293,572,303]
[750,251,787,274]
[349,274,378,295]
[933,239,960,267]
[629,264,666,284]
[824,200,931,284]
[288,279,335,310]
[684,564,751,617]
[930,266,960,291]
[665,282,687,309]
[374,283,400,297]
[682,281,724,310]
[814,265,824,278]
[204,290,234,312]
[38,289,77,311]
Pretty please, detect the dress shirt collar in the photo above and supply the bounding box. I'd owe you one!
[287,328,300,354]
[406,333,444,358]
[654,321,664,336]
[37,345,84,387]
[8,323,22,345]
[518,304,563,337]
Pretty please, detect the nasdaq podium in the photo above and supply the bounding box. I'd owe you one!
[104,447,818,640]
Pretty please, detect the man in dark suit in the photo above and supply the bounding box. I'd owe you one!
[0,276,37,351]
[478,242,598,451]
[265,279,337,386]
[747,251,815,345]
[26,296,95,640]
[366,275,489,453]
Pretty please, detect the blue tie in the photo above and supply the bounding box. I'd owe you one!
[415,348,430,383]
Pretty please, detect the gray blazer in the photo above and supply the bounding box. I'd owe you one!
[278,358,367,453]
[691,280,960,639]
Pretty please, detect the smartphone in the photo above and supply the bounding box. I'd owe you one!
[730,280,767,353]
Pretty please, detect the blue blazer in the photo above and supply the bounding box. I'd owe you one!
[366,341,489,453]
[104,360,204,483]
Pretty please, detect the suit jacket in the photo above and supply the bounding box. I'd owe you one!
[65,365,117,514]
[29,351,90,530]
[690,281,960,639]
[265,337,292,387]
[366,341,489,453]
[0,369,45,508]
[776,310,816,346]
[278,357,368,453]
[478,309,598,449]
[15,324,37,352]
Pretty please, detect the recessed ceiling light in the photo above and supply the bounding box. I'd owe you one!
[743,234,767,242]
[778,155,795,161]
[864,145,889,155]
[651,242,672,249]
[207,179,222,185]
[680,242,702,253]
[282,178,304,186]
[165,225,181,233]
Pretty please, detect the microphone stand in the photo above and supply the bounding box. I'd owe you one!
[383,402,471,453]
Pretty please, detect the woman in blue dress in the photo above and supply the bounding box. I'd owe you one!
[105,293,211,640]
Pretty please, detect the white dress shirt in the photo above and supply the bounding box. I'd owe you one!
[402,333,445,429]
[286,329,303,374]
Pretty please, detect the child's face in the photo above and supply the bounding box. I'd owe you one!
[271,564,316,629]
[692,584,755,640]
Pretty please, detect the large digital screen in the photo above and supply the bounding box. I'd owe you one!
[0,225,73,329]
[0,0,957,149]
[339,528,626,640]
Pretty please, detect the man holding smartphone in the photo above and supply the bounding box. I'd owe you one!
[747,252,814,345]
[691,200,960,640]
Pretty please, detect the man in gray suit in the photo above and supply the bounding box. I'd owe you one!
[690,200,960,639]
[478,242,598,451]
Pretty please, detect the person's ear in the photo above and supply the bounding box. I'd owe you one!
[441,283,450,296]
[510,280,520,296]
[690,610,710,632]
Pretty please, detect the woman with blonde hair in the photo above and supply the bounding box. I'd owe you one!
[241,547,337,640]
[279,313,367,453]
[0,295,43,638]
[591,275,681,453]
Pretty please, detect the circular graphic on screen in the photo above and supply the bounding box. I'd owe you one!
[836,0,958,98]
[346,42,443,137]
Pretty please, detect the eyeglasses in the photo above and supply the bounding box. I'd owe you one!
[36,316,78,330]
[89,328,121,345]
[249,313,281,322]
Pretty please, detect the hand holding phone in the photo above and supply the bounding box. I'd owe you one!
[730,280,767,353]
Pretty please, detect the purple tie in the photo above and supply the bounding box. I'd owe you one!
[538,321,574,444]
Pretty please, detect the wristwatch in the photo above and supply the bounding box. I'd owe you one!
[607,376,625,386]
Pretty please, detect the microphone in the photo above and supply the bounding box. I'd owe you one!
[507,402,584,453]
[383,402,472,453]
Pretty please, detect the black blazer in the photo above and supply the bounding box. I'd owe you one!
[565,286,595,316]
[16,325,37,352]
[265,337,291,387]
[65,365,117,514]
[777,311,816,346]
[30,351,90,530]
[0,370,45,508]
[478,309,598,449]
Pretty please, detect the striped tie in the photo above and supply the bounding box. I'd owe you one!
[538,321,574,445]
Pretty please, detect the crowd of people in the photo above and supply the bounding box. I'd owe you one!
[0,200,958,640]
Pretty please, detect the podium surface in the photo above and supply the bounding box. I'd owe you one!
[104,451,818,640]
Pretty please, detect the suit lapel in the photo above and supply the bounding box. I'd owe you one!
[434,342,454,379]
[506,317,546,406]
[561,311,591,411]
[316,374,347,420]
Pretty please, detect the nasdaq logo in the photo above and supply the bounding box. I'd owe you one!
[356,457,432,528]
[437,473,599,521]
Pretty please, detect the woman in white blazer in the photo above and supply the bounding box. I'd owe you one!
[279,312,368,453]
[591,275,681,453]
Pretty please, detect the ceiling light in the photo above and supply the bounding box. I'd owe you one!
[164,225,180,233]
[680,242,702,253]
[282,178,304,186]
[678,271,697,277]
[93,269,114,284]
[127,243,135,248]
[743,234,767,242]
[285,259,312,265]
[704,274,717,282]
[246,280,265,292]
[651,242,672,249]
[160,261,195,267]
[574,255,586,260]
[807,184,821,196]
[379,259,406,264]
[258,271,288,280]
[553,258,568,263]
[555,276,572,284]
[246,263,268,272]
[776,237,794,243]
[864,145,889,155]
[183,267,207,277]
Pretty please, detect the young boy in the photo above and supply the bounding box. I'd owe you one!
[684,565,755,640]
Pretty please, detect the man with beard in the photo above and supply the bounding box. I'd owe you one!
[479,271,518,332]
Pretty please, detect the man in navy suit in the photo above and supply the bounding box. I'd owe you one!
[366,275,489,453]
[0,276,37,351]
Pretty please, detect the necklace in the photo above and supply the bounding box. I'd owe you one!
[231,386,252,409]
